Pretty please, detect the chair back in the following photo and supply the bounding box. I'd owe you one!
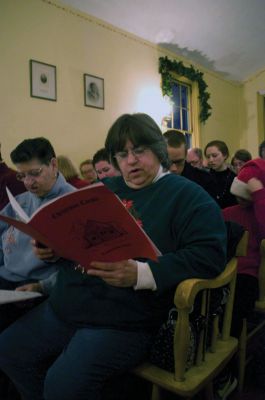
[134,232,248,399]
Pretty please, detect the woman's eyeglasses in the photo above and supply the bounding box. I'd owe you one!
[16,167,43,182]
[114,146,148,161]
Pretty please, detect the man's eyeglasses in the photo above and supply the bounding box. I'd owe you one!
[16,167,43,182]
[169,159,185,166]
[114,146,148,161]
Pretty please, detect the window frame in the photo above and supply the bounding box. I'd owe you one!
[168,74,201,147]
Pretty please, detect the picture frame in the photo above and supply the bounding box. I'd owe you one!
[30,59,57,101]
[84,74,104,109]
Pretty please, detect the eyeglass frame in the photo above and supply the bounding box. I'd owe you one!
[16,167,43,182]
[114,146,149,162]
[169,159,185,166]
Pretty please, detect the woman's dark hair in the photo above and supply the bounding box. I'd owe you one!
[11,137,56,165]
[92,148,109,167]
[204,140,229,159]
[105,113,170,170]
[232,149,252,164]
[259,140,265,157]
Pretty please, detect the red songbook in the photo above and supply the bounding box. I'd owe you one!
[1,183,160,270]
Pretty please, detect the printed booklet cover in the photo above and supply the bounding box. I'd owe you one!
[0,183,160,270]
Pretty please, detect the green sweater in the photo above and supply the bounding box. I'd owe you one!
[49,174,227,330]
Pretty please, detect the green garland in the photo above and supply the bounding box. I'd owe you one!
[159,56,212,123]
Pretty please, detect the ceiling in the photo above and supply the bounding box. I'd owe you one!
[60,0,265,82]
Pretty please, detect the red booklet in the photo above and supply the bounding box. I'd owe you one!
[0,183,160,270]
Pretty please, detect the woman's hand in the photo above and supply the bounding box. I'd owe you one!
[86,259,138,287]
[31,240,58,261]
[15,282,43,293]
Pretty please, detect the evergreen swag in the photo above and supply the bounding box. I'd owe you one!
[159,56,212,123]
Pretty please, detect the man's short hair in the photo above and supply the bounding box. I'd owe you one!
[163,130,187,149]
[190,147,203,160]
[10,137,56,165]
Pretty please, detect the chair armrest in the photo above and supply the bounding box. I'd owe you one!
[174,257,237,310]
[236,231,249,257]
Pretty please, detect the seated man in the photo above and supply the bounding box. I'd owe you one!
[186,147,208,170]
[0,137,75,330]
[0,143,25,210]
[92,148,120,180]
[163,130,217,200]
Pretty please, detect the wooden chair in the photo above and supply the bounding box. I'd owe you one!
[238,238,265,392]
[133,232,248,400]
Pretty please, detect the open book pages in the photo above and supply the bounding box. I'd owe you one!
[2,183,160,270]
[0,289,43,305]
[6,187,29,222]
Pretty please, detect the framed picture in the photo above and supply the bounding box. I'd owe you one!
[30,60,57,101]
[84,74,104,109]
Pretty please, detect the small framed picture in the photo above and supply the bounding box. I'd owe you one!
[84,74,104,109]
[30,59,57,101]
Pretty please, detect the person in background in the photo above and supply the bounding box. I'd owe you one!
[79,159,97,184]
[231,149,252,175]
[259,140,265,160]
[217,159,265,399]
[205,140,237,209]
[92,148,120,180]
[0,138,75,330]
[57,155,90,189]
[223,159,265,338]
[0,113,227,400]
[0,138,75,400]
[163,130,217,200]
[186,147,206,169]
[0,143,26,210]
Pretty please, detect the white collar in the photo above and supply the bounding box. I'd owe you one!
[152,165,170,183]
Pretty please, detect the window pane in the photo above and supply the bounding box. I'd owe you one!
[185,133,192,148]
[172,83,180,107]
[182,109,188,131]
[173,106,181,129]
[181,85,188,108]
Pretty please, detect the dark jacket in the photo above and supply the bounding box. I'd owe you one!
[181,161,218,200]
[49,174,227,331]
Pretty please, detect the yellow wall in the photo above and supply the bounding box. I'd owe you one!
[0,0,259,167]
[241,70,265,157]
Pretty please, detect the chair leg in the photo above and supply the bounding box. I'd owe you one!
[151,384,162,400]
[204,381,214,400]
[238,318,247,392]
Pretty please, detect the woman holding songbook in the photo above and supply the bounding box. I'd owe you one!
[0,113,227,400]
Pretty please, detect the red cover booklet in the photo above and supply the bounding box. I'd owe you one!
[0,183,159,270]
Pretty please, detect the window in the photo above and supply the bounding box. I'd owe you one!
[172,81,191,132]
[164,81,192,146]
[161,77,201,148]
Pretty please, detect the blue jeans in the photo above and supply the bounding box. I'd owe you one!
[0,300,153,400]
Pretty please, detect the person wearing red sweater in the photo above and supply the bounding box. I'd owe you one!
[223,158,265,338]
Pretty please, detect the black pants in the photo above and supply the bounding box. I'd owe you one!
[231,273,259,338]
[0,277,45,400]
